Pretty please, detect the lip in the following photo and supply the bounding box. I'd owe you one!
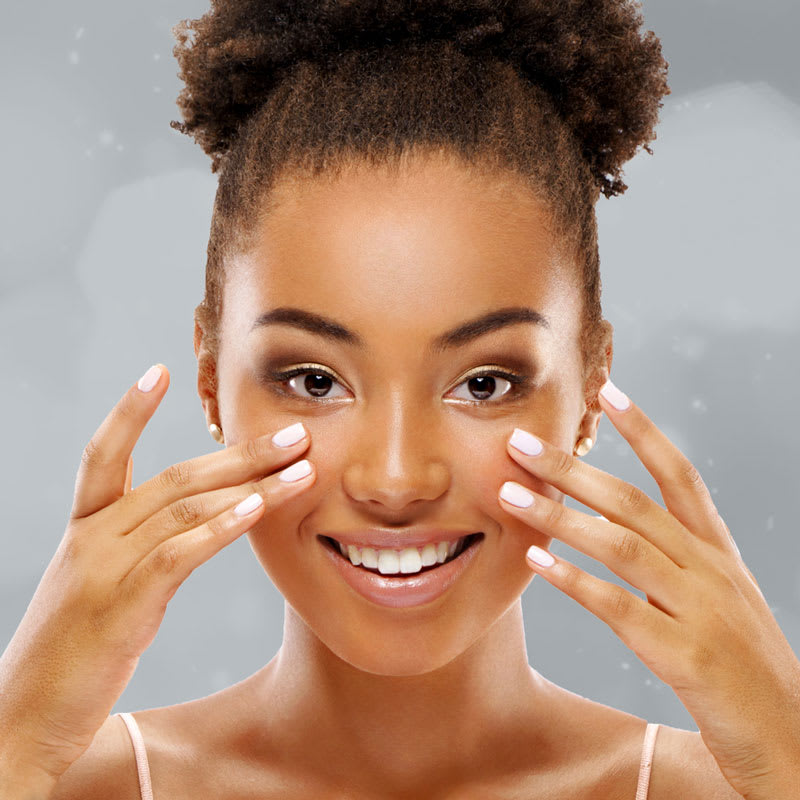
[319,533,484,609]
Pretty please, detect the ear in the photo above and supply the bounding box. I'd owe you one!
[194,317,220,428]
[580,318,614,445]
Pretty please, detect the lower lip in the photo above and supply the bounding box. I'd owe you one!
[319,534,484,609]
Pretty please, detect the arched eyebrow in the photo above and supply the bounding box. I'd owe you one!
[249,306,550,354]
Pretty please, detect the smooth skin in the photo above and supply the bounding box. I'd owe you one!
[6,148,791,799]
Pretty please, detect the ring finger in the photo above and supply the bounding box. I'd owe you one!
[499,481,685,616]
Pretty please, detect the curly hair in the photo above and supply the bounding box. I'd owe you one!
[170,0,669,380]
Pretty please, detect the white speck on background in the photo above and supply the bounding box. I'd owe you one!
[68,50,79,65]
[75,26,85,39]
[98,129,114,147]
[154,52,161,61]
[153,86,162,93]
[620,661,631,670]
[691,397,708,413]
[766,515,775,532]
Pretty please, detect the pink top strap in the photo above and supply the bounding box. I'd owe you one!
[635,722,660,800]
[117,712,154,800]
[115,709,658,800]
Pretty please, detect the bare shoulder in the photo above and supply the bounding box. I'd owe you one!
[50,714,140,800]
[648,726,744,800]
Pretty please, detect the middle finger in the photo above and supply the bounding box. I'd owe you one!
[93,422,311,534]
[505,429,695,568]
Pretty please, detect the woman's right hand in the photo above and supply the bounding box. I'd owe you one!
[0,363,315,790]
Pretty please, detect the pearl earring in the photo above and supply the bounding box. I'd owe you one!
[574,437,593,457]
[209,423,224,444]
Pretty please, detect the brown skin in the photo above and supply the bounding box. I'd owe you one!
[190,151,627,795]
[46,152,746,800]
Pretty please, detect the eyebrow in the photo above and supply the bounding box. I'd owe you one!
[249,305,550,353]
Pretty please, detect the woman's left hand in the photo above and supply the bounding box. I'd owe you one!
[497,379,800,800]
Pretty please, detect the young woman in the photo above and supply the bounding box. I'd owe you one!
[2,1,798,798]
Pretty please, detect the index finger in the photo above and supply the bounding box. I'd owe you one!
[597,379,728,547]
[71,364,169,520]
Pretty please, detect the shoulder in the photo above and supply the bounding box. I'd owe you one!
[647,726,745,800]
[50,714,141,800]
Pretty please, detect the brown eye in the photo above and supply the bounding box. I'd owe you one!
[265,364,350,401]
[450,373,513,402]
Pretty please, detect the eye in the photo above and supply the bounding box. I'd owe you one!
[265,364,350,401]
[447,367,530,404]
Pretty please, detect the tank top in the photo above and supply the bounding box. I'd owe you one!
[117,712,660,799]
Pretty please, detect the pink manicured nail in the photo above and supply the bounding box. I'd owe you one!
[526,545,555,568]
[137,365,162,393]
[599,379,631,411]
[509,428,543,456]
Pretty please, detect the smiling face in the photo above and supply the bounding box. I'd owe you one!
[200,150,610,676]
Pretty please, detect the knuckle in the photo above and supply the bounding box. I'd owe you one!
[686,639,717,677]
[610,531,642,564]
[549,448,575,480]
[615,481,648,515]
[543,500,566,530]
[240,436,264,468]
[149,541,183,576]
[168,496,203,528]
[601,585,633,618]
[675,458,705,491]
[161,459,194,491]
[80,437,105,471]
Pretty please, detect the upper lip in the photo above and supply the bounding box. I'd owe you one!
[322,529,481,549]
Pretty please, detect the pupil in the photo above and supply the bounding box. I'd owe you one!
[304,373,332,397]
[468,375,495,400]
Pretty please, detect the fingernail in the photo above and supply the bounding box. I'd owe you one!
[599,379,631,411]
[526,545,555,568]
[234,492,264,516]
[279,459,312,482]
[500,481,534,508]
[272,422,307,447]
[509,428,543,456]
[137,365,162,393]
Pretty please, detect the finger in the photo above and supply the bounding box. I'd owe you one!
[91,421,311,535]
[123,460,316,601]
[522,543,683,664]
[71,364,169,520]
[498,481,685,616]
[506,427,695,567]
[596,380,728,547]
[124,455,133,494]
[125,459,315,556]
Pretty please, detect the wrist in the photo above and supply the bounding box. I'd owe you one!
[0,755,58,800]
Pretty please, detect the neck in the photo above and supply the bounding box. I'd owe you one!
[250,598,554,794]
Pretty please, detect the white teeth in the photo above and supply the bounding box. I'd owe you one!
[332,536,472,575]
[347,544,362,565]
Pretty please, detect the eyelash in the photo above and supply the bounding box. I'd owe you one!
[263,363,532,404]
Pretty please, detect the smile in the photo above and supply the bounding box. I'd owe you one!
[318,533,484,609]
[322,533,482,576]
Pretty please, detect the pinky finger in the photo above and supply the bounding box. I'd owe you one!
[132,491,267,603]
[524,545,674,659]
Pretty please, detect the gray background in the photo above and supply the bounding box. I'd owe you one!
[1,0,798,733]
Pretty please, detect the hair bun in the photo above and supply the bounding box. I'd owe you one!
[172,0,669,196]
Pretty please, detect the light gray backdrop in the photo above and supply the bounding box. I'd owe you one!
[1,0,798,732]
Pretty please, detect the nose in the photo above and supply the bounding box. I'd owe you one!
[341,395,450,512]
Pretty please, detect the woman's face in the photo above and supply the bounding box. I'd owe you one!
[210,153,599,676]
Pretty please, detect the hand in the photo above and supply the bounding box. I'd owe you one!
[497,380,800,799]
[0,364,315,785]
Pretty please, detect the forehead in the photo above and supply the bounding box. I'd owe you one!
[223,155,581,346]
